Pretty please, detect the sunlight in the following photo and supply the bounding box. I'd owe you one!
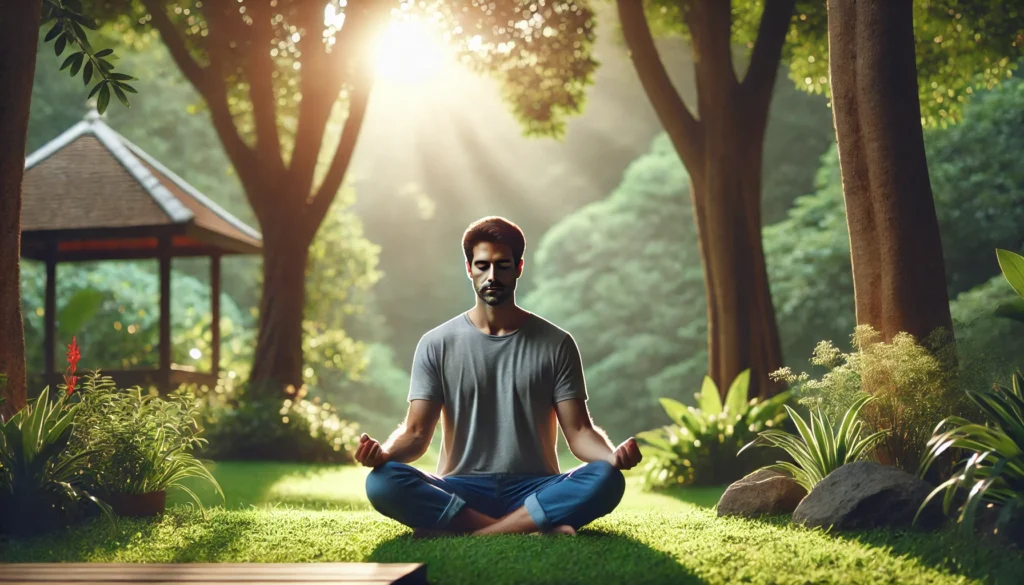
[372,18,446,84]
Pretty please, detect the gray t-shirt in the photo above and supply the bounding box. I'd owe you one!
[407,311,588,477]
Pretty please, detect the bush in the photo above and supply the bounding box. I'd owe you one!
[774,325,972,476]
[68,373,222,510]
[198,381,360,464]
[740,394,887,492]
[637,370,791,488]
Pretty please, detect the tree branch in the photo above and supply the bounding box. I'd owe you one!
[303,77,375,238]
[141,0,255,187]
[245,1,285,171]
[740,0,797,115]
[616,0,703,170]
[289,0,340,197]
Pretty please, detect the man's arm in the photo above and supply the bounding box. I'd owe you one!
[354,399,441,467]
[382,399,441,463]
[555,398,642,469]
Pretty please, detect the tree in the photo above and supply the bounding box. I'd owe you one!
[87,0,598,398]
[613,0,1024,398]
[1,0,133,419]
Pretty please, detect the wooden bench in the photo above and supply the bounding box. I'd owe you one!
[0,563,426,585]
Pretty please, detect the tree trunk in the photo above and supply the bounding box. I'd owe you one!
[617,0,788,399]
[0,0,43,420]
[827,0,954,344]
[247,221,312,397]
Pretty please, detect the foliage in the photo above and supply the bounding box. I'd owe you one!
[915,249,1024,539]
[740,394,887,493]
[773,325,970,475]
[916,370,1024,541]
[198,381,360,464]
[766,75,1024,365]
[0,388,114,537]
[67,373,222,509]
[637,370,791,488]
[779,1,1024,127]
[20,262,253,377]
[41,0,136,113]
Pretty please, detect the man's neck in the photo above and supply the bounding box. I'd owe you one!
[468,302,528,336]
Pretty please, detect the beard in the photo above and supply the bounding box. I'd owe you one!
[476,283,514,306]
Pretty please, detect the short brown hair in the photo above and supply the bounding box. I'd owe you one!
[462,216,526,265]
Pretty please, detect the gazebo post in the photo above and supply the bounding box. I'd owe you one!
[159,235,172,390]
[43,240,57,383]
[210,254,221,379]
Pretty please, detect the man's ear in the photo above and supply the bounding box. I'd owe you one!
[517,258,525,278]
[466,261,473,278]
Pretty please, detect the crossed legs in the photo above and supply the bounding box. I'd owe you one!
[365,461,625,536]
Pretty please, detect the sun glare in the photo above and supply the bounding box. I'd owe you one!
[372,19,446,84]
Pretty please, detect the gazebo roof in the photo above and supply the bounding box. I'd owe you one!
[21,109,261,262]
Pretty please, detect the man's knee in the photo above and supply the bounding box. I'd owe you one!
[365,461,406,510]
[586,460,626,508]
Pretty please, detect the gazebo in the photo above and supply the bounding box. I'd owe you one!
[20,109,262,392]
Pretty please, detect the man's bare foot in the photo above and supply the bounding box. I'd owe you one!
[534,524,576,536]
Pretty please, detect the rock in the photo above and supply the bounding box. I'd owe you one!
[717,469,807,518]
[792,461,943,531]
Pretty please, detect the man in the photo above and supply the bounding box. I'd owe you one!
[355,216,642,537]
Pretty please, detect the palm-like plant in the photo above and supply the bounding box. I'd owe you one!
[913,249,1024,536]
[638,369,791,487]
[0,388,114,536]
[739,393,887,492]
[915,370,1024,536]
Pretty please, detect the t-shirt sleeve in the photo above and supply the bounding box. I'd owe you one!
[408,335,444,403]
[553,333,588,403]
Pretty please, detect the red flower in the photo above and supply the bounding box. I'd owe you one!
[64,336,80,395]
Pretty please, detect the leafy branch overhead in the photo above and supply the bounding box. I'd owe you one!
[42,0,136,113]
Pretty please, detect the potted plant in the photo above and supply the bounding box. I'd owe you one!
[0,388,115,537]
[68,374,224,517]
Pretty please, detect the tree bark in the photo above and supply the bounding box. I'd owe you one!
[247,220,312,395]
[0,0,43,420]
[827,0,954,344]
[618,0,791,398]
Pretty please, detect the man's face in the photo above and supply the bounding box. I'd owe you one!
[467,241,522,306]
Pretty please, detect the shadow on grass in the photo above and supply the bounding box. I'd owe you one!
[0,515,161,562]
[828,524,1024,585]
[366,530,707,585]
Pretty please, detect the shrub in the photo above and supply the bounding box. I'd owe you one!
[740,393,887,492]
[916,370,1024,540]
[68,373,223,510]
[774,325,970,476]
[0,389,114,537]
[198,381,360,464]
[637,370,791,488]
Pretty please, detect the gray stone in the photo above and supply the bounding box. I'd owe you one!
[717,469,807,518]
[792,460,943,531]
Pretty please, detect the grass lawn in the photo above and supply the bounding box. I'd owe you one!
[1,455,1020,585]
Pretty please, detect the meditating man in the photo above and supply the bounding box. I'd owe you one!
[355,216,642,536]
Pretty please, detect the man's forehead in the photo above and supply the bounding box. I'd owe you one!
[471,241,514,261]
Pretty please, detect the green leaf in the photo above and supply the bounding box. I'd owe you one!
[724,369,751,418]
[95,48,113,58]
[698,375,722,416]
[70,53,85,77]
[996,249,1024,301]
[54,34,67,56]
[58,288,104,337]
[98,84,110,114]
[44,22,62,42]
[83,61,93,85]
[113,85,130,108]
[60,52,78,71]
[110,72,135,81]
[119,83,138,94]
[87,81,104,99]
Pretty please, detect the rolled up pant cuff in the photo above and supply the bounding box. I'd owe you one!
[437,492,467,528]
[524,493,552,531]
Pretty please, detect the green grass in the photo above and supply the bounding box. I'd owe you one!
[1,459,1021,585]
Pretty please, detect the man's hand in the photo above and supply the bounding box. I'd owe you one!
[354,433,391,468]
[611,437,642,470]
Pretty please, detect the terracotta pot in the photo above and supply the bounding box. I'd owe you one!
[105,491,167,517]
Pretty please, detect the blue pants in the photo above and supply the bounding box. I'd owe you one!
[365,460,625,531]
